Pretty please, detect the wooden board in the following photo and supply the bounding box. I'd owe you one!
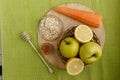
[38,3,105,69]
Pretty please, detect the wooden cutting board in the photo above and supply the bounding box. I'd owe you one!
[38,3,105,69]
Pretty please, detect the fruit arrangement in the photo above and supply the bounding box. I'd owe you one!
[38,3,105,76]
[58,25,102,75]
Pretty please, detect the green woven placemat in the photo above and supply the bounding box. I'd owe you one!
[1,0,120,80]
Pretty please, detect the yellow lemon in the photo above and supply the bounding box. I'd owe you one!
[74,25,93,43]
[66,58,84,75]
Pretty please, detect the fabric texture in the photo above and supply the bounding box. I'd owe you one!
[0,0,120,80]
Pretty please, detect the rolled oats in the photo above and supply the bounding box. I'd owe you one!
[39,15,63,41]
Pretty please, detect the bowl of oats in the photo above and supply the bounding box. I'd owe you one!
[39,15,63,41]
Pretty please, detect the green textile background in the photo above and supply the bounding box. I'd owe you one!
[0,0,120,80]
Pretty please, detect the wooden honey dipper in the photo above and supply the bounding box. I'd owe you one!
[21,32,54,73]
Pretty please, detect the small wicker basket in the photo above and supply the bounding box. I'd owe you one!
[57,26,100,64]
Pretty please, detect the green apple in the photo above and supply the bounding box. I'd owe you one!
[60,37,79,58]
[79,42,102,64]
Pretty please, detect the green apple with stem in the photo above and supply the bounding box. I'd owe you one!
[80,42,102,64]
[60,37,79,58]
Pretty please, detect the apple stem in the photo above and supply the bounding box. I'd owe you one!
[64,40,70,44]
[89,54,97,59]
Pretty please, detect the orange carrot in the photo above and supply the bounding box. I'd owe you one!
[54,7,102,28]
